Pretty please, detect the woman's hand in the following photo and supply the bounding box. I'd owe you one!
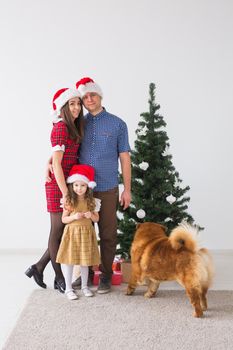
[45,158,53,182]
[60,193,68,209]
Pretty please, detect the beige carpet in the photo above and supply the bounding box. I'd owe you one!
[3,287,233,350]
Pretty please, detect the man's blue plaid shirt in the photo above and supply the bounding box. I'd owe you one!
[79,108,131,192]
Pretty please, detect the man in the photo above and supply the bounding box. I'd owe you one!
[73,77,131,293]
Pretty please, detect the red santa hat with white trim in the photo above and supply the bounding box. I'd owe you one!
[76,77,103,98]
[67,164,96,189]
[52,87,81,117]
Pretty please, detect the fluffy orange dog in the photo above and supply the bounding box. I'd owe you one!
[126,222,214,317]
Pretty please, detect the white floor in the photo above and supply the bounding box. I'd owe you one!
[0,250,233,349]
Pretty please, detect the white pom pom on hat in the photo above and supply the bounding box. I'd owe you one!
[76,77,103,98]
[52,88,81,117]
[67,164,97,189]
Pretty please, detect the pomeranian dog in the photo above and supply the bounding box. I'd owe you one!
[126,222,214,317]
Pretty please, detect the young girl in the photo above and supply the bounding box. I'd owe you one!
[25,87,84,293]
[56,164,100,300]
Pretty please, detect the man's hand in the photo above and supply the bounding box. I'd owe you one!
[120,189,131,210]
[45,163,53,182]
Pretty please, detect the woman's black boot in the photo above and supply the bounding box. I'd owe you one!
[25,265,47,289]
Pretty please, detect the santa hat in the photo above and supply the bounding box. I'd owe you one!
[76,77,103,98]
[52,88,81,117]
[67,164,96,189]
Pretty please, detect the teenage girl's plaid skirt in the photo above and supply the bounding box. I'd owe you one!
[45,181,63,212]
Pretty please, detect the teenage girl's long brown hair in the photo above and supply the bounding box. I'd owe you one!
[60,99,84,143]
[65,184,96,212]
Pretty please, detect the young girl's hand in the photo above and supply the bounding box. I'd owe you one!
[74,212,84,220]
[83,211,92,219]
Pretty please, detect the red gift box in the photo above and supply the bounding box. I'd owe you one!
[93,271,122,285]
[112,261,121,271]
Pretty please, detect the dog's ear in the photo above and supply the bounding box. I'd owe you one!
[136,223,141,229]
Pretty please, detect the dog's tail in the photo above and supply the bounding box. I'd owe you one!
[169,221,201,252]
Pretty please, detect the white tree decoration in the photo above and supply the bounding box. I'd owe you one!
[166,194,176,204]
[136,209,146,219]
[139,162,149,170]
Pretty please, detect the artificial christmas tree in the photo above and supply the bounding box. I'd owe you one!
[117,83,196,260]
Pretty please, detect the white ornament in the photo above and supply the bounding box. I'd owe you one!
[166,194,176,204]
[164,217,172,222]
[139,162,149,171]
[135,178,144,185]
[136,209,146,219]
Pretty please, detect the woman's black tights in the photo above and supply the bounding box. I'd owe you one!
[35,212,65,281]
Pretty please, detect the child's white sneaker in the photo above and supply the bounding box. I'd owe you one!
[65,290,78,300]
[82,287,94,297]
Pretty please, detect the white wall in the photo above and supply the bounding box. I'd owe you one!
[0,0,232,249]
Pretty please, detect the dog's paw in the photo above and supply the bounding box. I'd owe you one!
[144,291,154,298]
[125,287,134,295]
[193,309,203,318]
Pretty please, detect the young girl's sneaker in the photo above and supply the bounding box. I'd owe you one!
[65,290,78,300]
[82,287,94,297]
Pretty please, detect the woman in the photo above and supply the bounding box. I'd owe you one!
[25,87,84,293]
